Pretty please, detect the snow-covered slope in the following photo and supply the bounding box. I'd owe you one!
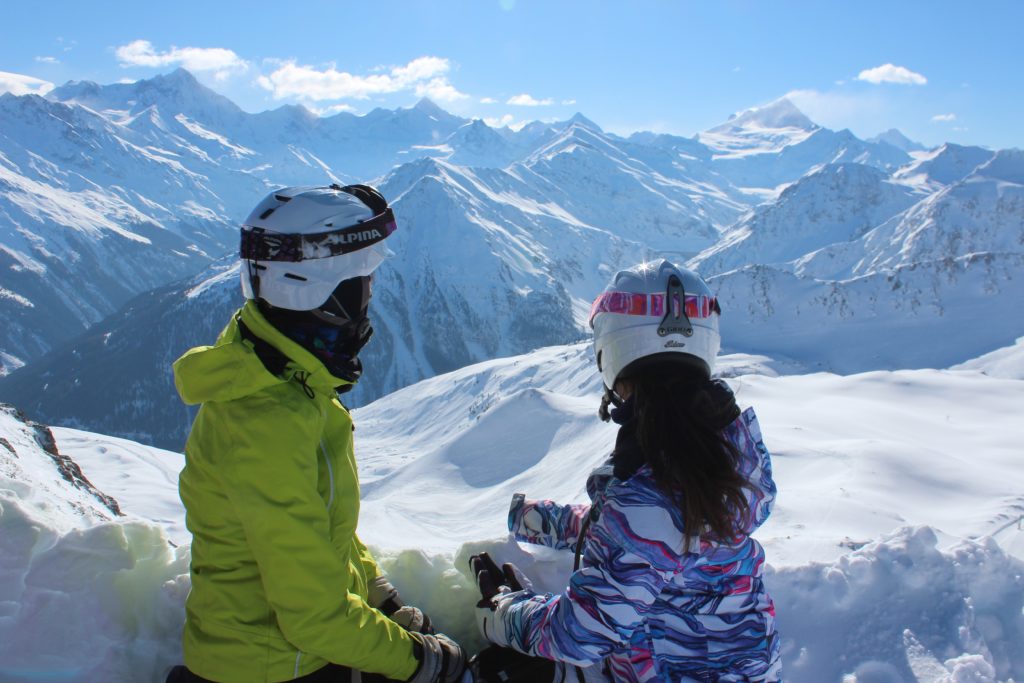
[3,343,1022,682]
[0,151,659,448]
[1,69,747,374]
[6,142,1023,447]
[0,403,121,530]
[798,149,1024,279]
[0,90,253,369]
[892,142,996,192]
[711,255,1024,372]
[951,335,1024,379]
[692,163,922,275]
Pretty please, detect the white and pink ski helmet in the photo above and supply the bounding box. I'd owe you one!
[590,260,721,389]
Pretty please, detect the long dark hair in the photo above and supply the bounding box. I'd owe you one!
[629,367,751,547]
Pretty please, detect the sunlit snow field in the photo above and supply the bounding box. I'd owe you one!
[1,341,1022,682]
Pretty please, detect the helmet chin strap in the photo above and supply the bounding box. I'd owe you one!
[598,384,624,423]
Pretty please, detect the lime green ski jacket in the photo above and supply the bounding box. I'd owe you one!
[173,300,418,683]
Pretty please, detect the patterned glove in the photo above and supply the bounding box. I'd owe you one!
[470,553,533,652]
[368,575,435,634]
[406,632,469,683]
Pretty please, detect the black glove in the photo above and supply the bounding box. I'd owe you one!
[368,575,435,634]
[470,552,529,603]
[469,552,535,652]
[407,632,468,683]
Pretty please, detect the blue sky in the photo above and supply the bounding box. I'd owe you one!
[3,0,1022,149]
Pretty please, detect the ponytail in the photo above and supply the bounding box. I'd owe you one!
[630,370,750,548]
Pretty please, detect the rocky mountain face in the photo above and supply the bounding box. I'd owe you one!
[0,71,1021,450]
[0,403,121,528]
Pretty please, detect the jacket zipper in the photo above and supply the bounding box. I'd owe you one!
[320,438,336,509]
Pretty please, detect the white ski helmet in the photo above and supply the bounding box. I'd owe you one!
[590,259,721,389]
[240,184,396,311]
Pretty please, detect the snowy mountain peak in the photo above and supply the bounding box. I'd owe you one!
[565,112,602,132]
[710,97,818,134]
[698,98,820,157]
[975,148,1024,185]
[868,128,927,153]
[49,67,242,123]
[894,142,996,188]
[409,97,464,126]
[413,97,447,116]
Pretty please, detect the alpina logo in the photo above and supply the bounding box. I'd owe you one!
[664,340,686,348]
[338,229,383,244]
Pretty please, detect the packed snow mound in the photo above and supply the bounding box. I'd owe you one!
[0,500,189,683]
[3,343,1024,681]
[768,526,1023,682]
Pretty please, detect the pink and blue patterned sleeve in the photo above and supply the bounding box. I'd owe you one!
[508,493,591,551]
[726,408,776,534]
[497,485,689,665]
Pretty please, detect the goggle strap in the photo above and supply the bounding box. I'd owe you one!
[241,208,397,263]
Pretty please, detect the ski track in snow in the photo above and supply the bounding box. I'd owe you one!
[2,345,1023,682]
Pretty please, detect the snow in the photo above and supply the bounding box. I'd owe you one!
[3,342,1024,682]
[50,426,187,546]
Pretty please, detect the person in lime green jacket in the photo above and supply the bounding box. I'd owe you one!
[170,185,468,683]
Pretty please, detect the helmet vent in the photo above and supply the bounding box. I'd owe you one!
[283,273,308,281]
[259,208,276,220]
[273,194,292,203]
[657,275,694,338]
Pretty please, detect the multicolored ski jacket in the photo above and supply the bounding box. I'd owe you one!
[503,406,782,682]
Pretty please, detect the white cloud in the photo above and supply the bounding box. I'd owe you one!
[258,56,465,102]
[856,63,927,86]
[35,56,59,65]
[484,114,516,128]
[310,103,356,117]
[931,113,956,122]
[415,78,469,103]
[115,40,248,79]
[480,97,498,104]
[561,99,576,106]
[507,93,554,106]
[0,70,54,96]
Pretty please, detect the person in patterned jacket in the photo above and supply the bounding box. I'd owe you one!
[471,260,782,682]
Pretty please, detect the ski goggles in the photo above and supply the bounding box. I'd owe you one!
[589,290,720,327]
[240,207,397,263]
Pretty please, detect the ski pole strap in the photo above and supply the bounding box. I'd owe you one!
[571,512,598,683]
